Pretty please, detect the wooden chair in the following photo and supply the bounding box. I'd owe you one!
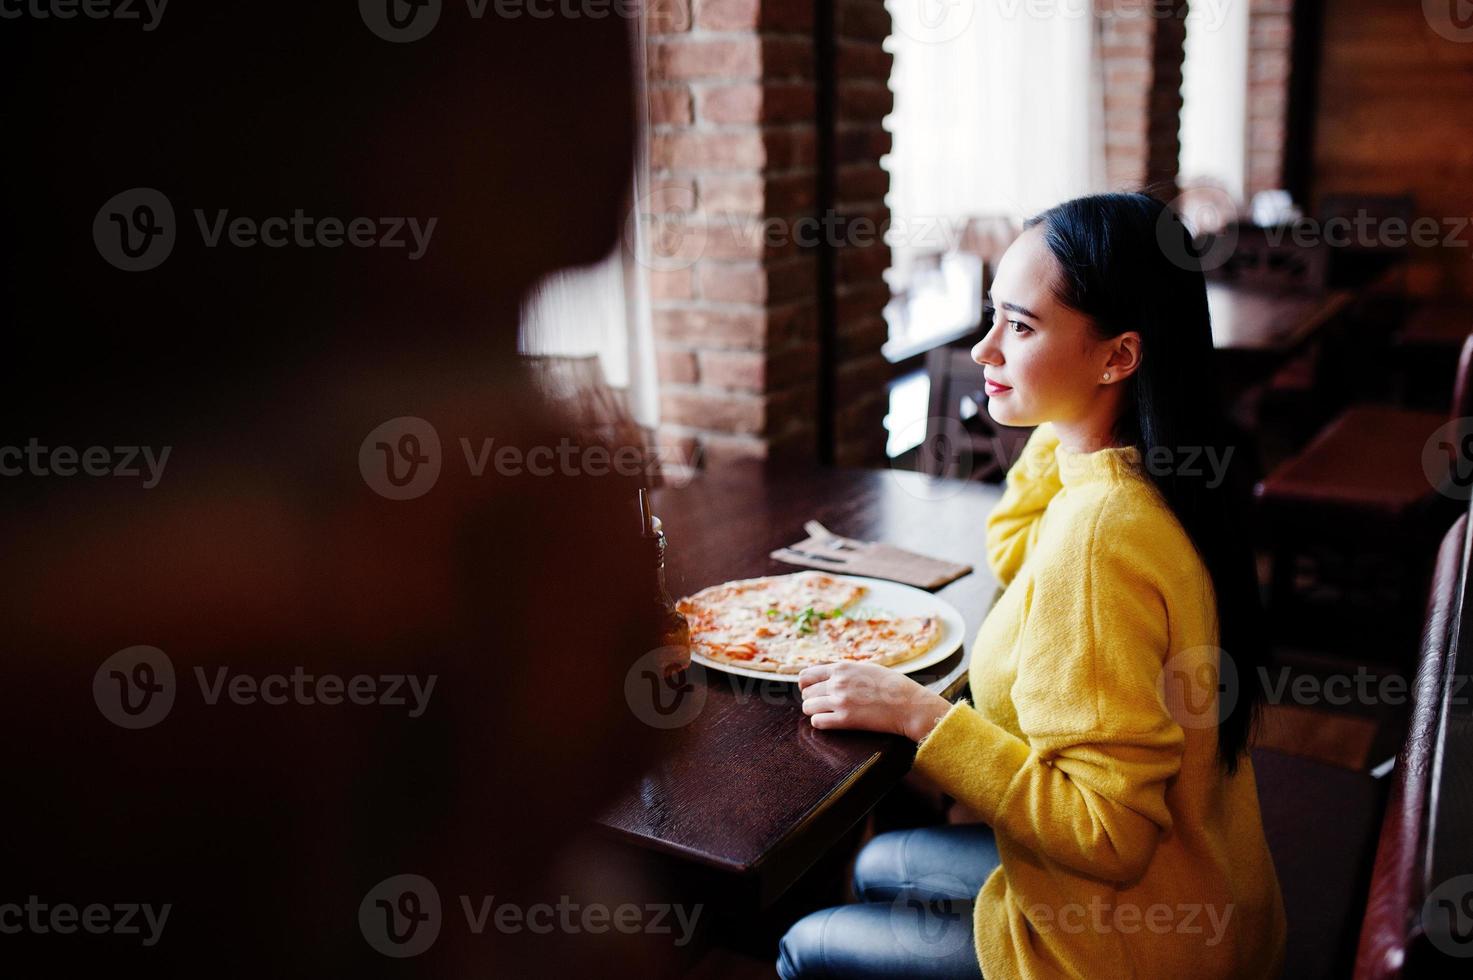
[1252,747,1384,979]
[1251,476,1472,978]
[1353,505,1473,977]
[519,353,666,485]
[1253,334,1473,652]
[1315,192,1416,291]
[1310,194,1418,411]
[1207,223,1344,443]
[1392,299,1473,411]
[1210,222,1332,291]
[919,344,1032,483]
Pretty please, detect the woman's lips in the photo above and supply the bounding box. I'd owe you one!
[984,378,1012,396]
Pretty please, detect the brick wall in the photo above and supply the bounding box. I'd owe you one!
[1098,0,1188,198]
[644,0,821,469]
[643,0,890,470]
[1099,0,1293,205]
[830,0,892,467]
[1246,0,1294,202]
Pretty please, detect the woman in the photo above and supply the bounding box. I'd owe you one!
[779,193,1286,979]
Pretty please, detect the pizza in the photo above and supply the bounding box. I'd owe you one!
[676,571,942,674]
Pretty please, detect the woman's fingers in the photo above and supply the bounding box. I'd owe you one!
[800,680,830,700]
[801,695,836,716]
[797,663,834,689]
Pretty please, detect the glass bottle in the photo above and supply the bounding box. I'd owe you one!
[640,490,691,676]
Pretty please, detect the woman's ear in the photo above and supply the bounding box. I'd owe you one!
[1103,331,1142,383]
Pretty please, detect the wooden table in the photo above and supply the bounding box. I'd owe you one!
[1207,280,1353,355]
[1206,281,1357,431]
[596,461,1005,908]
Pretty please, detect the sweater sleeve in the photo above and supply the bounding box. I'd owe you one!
[915,493,1186,885]
[985,423,1062,587]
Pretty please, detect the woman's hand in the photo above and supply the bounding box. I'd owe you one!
[798,661,953,742]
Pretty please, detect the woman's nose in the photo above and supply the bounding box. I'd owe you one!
[972,327,1001,367]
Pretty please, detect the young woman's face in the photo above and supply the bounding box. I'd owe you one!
[971,225,1128,430]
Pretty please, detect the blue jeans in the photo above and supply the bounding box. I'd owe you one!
[776,824,1001,979]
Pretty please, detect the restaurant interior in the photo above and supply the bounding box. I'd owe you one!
[3,0,1473,977]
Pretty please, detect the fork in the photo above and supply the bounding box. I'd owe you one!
[803,520,864,552]
[782,546,851,564]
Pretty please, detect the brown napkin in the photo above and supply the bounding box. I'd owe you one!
[770,521,973,590]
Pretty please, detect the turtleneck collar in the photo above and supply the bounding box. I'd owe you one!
[1054,438,1145,488]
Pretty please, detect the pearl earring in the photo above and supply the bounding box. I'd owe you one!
[1102,372,1111,381]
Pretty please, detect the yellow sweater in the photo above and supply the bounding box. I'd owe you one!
[913,422,1286,980]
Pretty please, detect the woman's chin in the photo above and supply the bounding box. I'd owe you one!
[985,399,1021,428]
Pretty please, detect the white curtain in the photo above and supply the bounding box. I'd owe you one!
[885,0,1107,265]
[1179,0,1250,206]
[516,17,659,430]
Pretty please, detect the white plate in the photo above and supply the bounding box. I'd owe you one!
[687,574,968,684]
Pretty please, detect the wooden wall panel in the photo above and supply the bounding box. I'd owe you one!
[1312,0,1473,298]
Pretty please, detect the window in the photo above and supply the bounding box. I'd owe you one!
[881,0,1105,456]
[517,16,659,433]
[1179,0,1251,212]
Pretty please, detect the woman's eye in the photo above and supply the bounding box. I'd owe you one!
[1009,320,1032,334]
